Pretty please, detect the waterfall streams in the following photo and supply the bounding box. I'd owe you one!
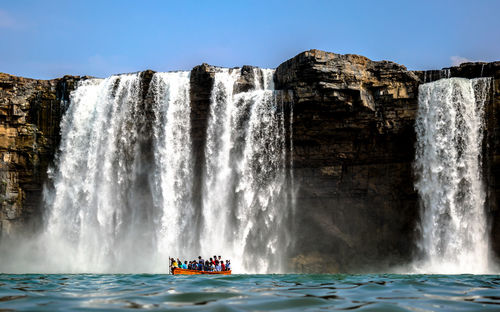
[0,68,291,273]
[415,77,492,273]
[40,72,195,272]
[150,72,195,264]
[202,68,289,273]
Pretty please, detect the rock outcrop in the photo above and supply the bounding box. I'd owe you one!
[275,50,422,271]
[0,73,80,236]
[1,50,499,273]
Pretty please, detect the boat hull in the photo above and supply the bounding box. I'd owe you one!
[171,268,231,275]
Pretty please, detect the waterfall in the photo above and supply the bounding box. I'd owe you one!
[0,68,291,273]
[415,77,492,273]
[201,68,290,273]
[150,72,195,263]
[37,72,194,273]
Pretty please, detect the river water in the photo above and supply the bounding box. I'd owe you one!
[1,274,500,311]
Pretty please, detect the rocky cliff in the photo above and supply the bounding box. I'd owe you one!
[1,50,499,272]
[0,74,81,236]
[275,50,422,272]
[275,50,500,272]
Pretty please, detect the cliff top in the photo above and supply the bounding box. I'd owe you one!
[1,49,499,82]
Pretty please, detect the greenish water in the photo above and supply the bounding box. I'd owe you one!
[1,274,500,311]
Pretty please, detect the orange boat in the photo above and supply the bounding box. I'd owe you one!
[171,268,232,275]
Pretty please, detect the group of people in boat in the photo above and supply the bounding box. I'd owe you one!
[170,255,231,272]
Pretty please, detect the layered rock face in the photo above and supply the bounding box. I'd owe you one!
[275,50,500,272]
[275,50,422,272]
[1,50,499,272]
[0,74,79,235]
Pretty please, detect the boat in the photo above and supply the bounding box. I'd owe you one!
[171,267,232,275]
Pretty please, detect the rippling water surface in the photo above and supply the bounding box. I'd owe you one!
[1,274,500,311]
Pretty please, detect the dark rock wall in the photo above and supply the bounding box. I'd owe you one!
[189,64,216,241]
[489,73,500,259]
[275,52,500,272]
[275,50,421,272]
[1,51,499,272]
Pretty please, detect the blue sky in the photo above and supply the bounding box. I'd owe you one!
[1,0,499,79]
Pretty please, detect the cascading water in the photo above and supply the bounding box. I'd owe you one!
[0,68,292,274]
[414,77,492,273]
[201,68,290,273]
[149,72,196,262]
[36,72,194,273]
